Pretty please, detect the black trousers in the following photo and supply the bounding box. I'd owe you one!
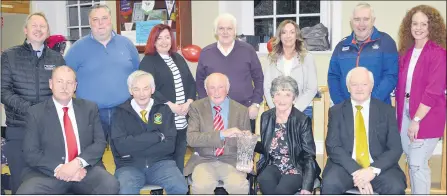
[3,127,27,194]
[250,119,256,134]
[258,165,303,195]
[16,166,119,194]
[321,160,406,194]
[174,128,187,174]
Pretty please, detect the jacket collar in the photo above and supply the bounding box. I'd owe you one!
[343,26,380,46]
[22,39,48,53]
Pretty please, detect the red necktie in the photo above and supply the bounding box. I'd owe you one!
[213,106,225,156]
[63,107,78,162]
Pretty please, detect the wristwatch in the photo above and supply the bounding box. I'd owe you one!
[252,103,260,108]
[413,116,422,123]
[77,158,84,168]
[371,167,381,176]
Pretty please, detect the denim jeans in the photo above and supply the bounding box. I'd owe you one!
[114,160,188,194]
[303,106,313,120]
[99,107,116,141]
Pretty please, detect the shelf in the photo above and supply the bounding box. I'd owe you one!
[115,0,191,53]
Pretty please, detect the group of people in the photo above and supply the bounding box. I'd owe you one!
[1,2,445,195]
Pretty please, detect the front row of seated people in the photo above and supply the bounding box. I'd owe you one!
[18,66,406,194]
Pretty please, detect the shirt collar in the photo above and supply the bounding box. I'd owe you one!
[351,97,371,110]
[210,96,230,109]
[131,98,154,114]
[90,31,116,40]
[26,40,45,52]
[217,40,235,55]
[52,97,73,110]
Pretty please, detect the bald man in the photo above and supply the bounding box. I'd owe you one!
[185,73,251,194]
[322,67,405,194]
[17,66,118,194]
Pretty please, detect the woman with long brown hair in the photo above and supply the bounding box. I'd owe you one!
[263,20,318,119]
[395,5,446,194]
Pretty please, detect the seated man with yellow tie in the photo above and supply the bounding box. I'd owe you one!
[17,66,119,194]
[110,70,188,194]
[185,73,251,194]
[321,67,406,194]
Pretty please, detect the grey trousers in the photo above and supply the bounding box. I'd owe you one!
[400,99,440,194]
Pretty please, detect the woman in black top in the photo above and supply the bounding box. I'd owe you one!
[139,24,196,174]
[255,76,320,194]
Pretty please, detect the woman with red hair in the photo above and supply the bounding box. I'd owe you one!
[139,24,196,174]
[396,5,446,194]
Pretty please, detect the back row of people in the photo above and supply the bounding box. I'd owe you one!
[1,2,445,195]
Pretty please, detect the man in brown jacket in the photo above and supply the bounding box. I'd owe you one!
[185,73,251,194]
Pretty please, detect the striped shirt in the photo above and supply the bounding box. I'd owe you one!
[160,54,188,130]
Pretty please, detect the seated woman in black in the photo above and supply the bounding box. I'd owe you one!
[255,76,321,195]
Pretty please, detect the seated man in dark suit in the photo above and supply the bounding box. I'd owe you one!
[17,66,119,194]
[321,67,406,194]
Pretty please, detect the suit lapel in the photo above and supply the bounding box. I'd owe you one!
[342,101,355,150]
[227,100,238,129]
[202,97,215,132]
[72,99,84,150]
[45,99,66,158]
[368,99,378,153]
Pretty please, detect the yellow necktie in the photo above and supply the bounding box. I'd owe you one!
[140,110,148,124]
[355,105,370,168]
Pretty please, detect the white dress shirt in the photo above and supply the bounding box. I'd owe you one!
[131,98,154,121]
[52,98,88,167]
[217,40,235,56]
[351,98,374,163]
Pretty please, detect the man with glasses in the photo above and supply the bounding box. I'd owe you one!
[327,2,398,105]
[65,4,139,142]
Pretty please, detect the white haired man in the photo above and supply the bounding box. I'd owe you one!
[110,70,188,194]
[322,67,406,194]
[195,13,264,133]
[185,73,251,194]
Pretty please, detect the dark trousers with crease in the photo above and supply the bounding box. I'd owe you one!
[16,166,119,194]
[258,165,303,195]
[321,159,406,194]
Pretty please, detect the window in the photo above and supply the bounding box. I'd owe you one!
[66,0,102,40]
[219,0,342,52]
[254,0,329,43]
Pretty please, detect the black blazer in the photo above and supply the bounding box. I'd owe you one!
[22,98,106,177]
[325,98,403,174]
[255,107,320,191]
[139,52,196,103]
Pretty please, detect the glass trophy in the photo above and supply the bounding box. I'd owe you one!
[236,133,259,173]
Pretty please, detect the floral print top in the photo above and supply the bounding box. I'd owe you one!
[268,123,299,175]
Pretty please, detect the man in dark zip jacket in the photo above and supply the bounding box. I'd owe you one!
[1,12,65,194]
[110,70,188,194]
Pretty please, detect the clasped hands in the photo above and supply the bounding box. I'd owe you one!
[54,159,86,182]
[352,167,376,194]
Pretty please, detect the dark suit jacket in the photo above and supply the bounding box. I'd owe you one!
[22,98,106,177]
[325,98,403,174]
[139,52,196,104]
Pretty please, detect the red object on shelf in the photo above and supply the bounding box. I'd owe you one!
[181,44,201,63]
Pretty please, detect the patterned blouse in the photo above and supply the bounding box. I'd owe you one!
[268,123,299,175]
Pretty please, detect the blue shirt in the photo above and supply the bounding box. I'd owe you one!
[210,97,230,140]
[64,32,139,108]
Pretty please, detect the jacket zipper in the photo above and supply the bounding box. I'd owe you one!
[355,38,379,67]
[35,54,42,103]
